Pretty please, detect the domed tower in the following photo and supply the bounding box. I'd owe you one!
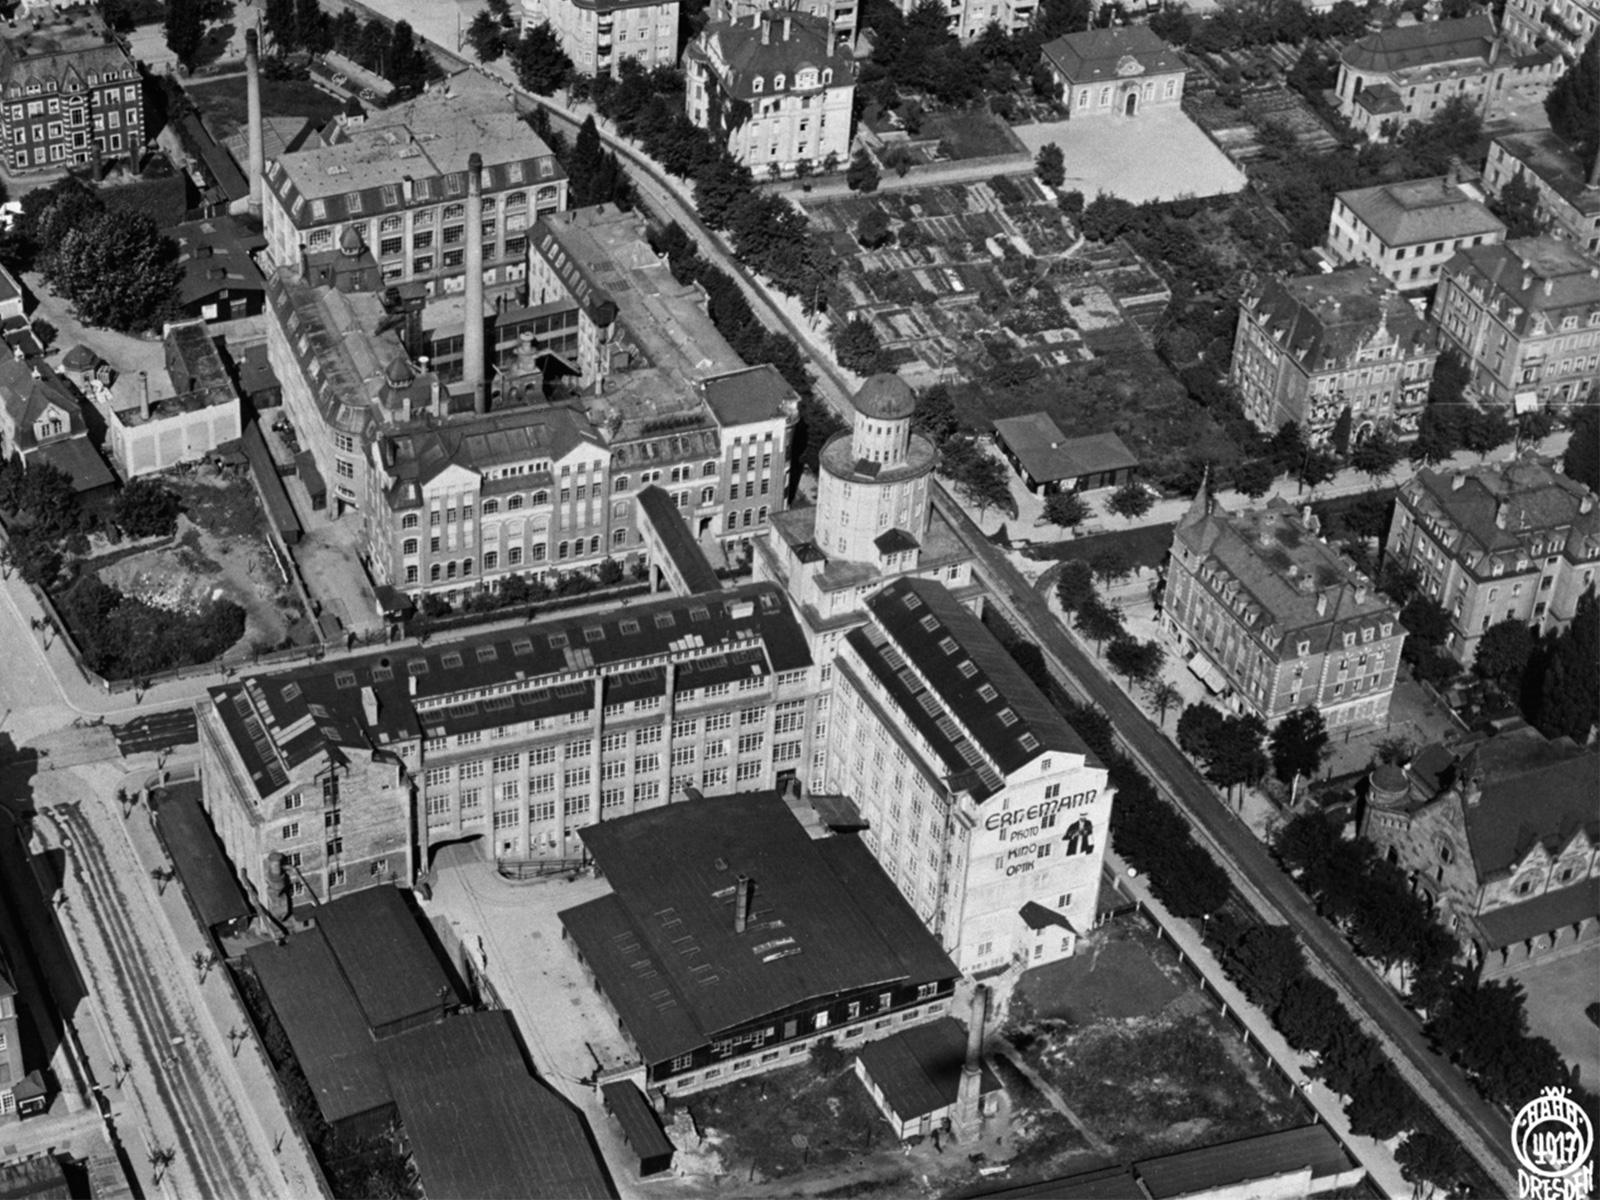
[812,372,939,569]
[1368,762,1410,811]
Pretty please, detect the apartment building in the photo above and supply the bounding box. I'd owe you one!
[1484,130,1600,256]
[1160,486,1408,732]
[561,791,960,1097]
[261,89,566,299]
[684,10,856,177]
[1432,236,1600,410]
[1384,461,1600,666]
[919,0,1037,40]
[826,579,1112,974]
[1327,172,1506,293]
[196,582,819,911]
[710,0,857,46]
[1230,267,1436,444]
[1501,0,1596,62]
[0,7,142,173]
[1040,26,1187,120]
[1364,728,1599,975]
[519,0,679,78]
[1335,15,1551,139]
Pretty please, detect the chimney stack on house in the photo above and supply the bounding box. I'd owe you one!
[734,874,754,933]
[761,12,770,43]
[246,29,265,218]
[952,985,989,1141]
[465,151,487,415]
[139,370,150,420]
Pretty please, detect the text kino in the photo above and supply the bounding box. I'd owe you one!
[984,789,1099,835]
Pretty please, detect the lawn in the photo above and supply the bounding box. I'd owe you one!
[1007,919,1306,1161]
[186,76,346,141]
[919,108,1026,160]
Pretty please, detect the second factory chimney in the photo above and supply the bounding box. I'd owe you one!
[245,29,264,218]
[465,151,487,414]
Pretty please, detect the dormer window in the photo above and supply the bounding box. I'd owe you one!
[752,76,764,92]
[823,68,833,83]
[774,73,785,90]
[797,69,817,88]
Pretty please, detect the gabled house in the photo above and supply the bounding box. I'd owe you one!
[0,356,114,501]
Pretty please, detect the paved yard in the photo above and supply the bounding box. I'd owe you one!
[1514,947,1600,1087]
[1011,109,1247,204]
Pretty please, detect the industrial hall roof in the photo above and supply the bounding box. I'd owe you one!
[1339,13,1497,73]
[559,791,957,1065]
[1041,25,1185,84]
[855,1016,1001,1122]
[991,414,1138,484]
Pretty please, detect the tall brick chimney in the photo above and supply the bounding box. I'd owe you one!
[952,984,988,1141]
[245,29,264,218]
[465,151,487,414]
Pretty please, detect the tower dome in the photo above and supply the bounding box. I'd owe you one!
[852,372,915,421]
[339,225,366,257]
[1368,762,1409,809]
[384,356,416,388]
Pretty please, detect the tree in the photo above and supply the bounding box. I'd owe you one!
[1106,636,1164,687]
[1089,546,1131,587]
[911,383,959,442]
[165,0,206,71]
[1562,404,1599,493]
[1105,480,1153,519]
[939,438,1016,518]
[1395,1128,1470,1200]
[1146,680,1183,728]
[1545,36,1599,180]
[512,21,573,95]
[466,9,507,61]
[49,211,182,333]
[1350,431,1401,481]
[830,317,885,375]
[114,479,183,539]
[296,0,330,53]
[1035,142,1065,188]
[1059,189,1085,218]
[1299,448,1339,489]
[1055,559,1095,613]
[1330,406,1353,457]
[1043,490,1089,532]
[1079,193,1136,241]
[1462,405,1514,457]
[856,207,894,249]
[1073,595,1124,652]
[1493,168,1546,238]
[1177,702,1226,763]
[845,149,880,194]
[386,21,436,92]
[1472,618,1535,695]
[264,0,298,52]
[1211,920,1303,1013]
[1268,706,1329,788]
[1532,588,1599,743]
[1233,458,1277,499]
[1149,2,1193,42]
[1205,712,1268,795]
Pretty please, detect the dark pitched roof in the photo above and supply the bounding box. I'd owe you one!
[1337,177,1505,247]
[151,783,252,929]
[177,113,249,202]
[171,216,267,307]
[600,1081,674,1161]
[560,792,958,1064]
[1041,25,1185,84]
[1018,901,1074,932]
[33,435,114,494]
[637,484,721,595]
[992,414,1139,484]
[860,578,1095,793]
[1440,237,1600,336]
[377,1012,613,1200]
[1471,877,1600,949]
[1240,267,1433,372]
[1134,1124,1357,1198]
[688,10,857,103]
[0,358,91,452]
[1403,461,1600,570]
[1463,748,1598,879]
[1340,14,1497,73]
[963,1164,1140,1198]
[312,886,463,1034]
[245,933,394,1124]
[855,1017,1001,1122]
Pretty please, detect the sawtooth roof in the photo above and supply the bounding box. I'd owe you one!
[1337,176,1505,247]
[560,792,956,1065]
[1241,266,1433,372]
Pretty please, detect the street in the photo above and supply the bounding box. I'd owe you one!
[933,485,1521,1194]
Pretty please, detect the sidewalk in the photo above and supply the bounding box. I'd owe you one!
[1105,848,1411,1200]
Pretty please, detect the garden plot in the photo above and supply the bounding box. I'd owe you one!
[1007,918,1305,1162]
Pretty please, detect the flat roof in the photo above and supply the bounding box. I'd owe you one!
[964,1165,1140,1198]
[698,363,799,429]
[1135,1124,1356,1198]
[561,792,957,1064]
[152,783,251,929]
[855,1016,1001,1122]
[377,1011,613,1200]
[245,934,394,1124]
[600,1081,674,1161]
[312,886,462,1034]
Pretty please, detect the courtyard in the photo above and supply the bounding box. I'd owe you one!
[1513,947,1600,1087]
[1007,917,1307,1162]
[1010,108,1248,205]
